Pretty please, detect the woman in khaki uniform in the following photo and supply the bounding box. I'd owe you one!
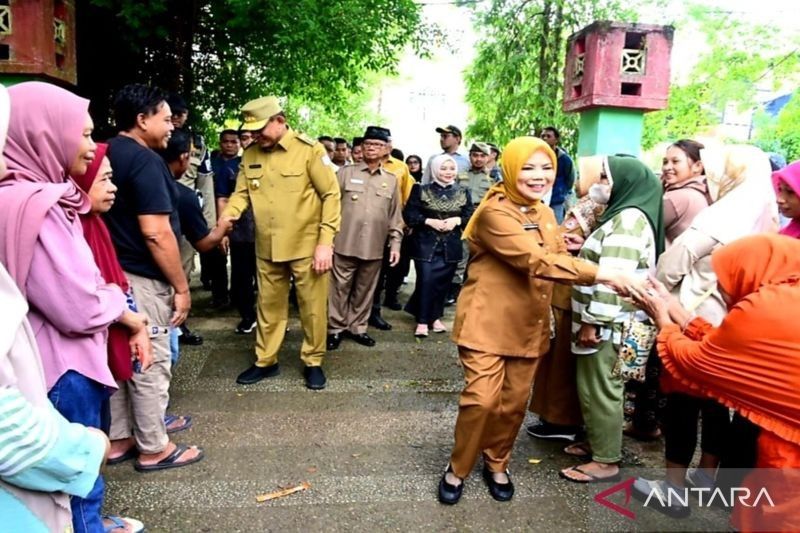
[438,137,640,505]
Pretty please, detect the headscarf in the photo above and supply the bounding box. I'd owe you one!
[658,234,800,445]
[430,153,457,188]
[691,144,777,244]
[0,82,91,295]
[406,155,423,182]
[772,160,800,239]
[0,85,73,533]
[71,144,133,382]
[596,155,665,257]
[462,136,556,240]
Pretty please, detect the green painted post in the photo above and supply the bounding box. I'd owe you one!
[576,108,645,158]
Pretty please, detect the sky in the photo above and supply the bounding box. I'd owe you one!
[373,0,799,161]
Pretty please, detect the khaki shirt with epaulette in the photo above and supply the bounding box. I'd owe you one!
[335,163,403,261]
[222,129,341,262]
[383,156,415,206]
[459,168,495,205]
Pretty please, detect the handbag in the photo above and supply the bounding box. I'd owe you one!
[618,317,657,382]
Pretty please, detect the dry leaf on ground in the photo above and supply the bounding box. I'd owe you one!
[256,482,311,503]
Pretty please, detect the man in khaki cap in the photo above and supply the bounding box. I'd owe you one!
[222,96,341,390]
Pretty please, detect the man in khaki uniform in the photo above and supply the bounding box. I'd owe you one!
[222,96,341,390]
[327,127,403,350]
[369,134,416,329]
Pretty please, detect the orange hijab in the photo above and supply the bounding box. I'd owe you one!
[660,233,800,444]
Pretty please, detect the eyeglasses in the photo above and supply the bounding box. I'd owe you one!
[363,141,387,148]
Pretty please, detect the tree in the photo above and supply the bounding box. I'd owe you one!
[463,0,643,152]
[642,5,800,149]
[76,0,426,139]
[753,91,800,163]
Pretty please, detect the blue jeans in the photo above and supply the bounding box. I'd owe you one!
[48,371,109,533]
[170,326,180,365]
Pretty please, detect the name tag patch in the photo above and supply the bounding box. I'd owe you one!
[350,178,364,184]
[522,223,539,231]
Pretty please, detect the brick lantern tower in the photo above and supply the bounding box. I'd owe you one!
[0,0,77,86]
[563,21,674,157]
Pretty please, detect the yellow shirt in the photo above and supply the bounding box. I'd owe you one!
[383,156,415,206]
[223,130,341,262]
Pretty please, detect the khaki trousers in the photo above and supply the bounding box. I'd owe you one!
[529,306,584,426]
[328,253,383,335]
[450,347,540,478]
[109,272,172,454]
[255,256,328,367]
[196,172,217,228]
[179,236,195,279]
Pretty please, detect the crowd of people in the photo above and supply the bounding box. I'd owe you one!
[1,79,799,533]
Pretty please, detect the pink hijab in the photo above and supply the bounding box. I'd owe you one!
[0,82,91,295]
[773,160,800,239]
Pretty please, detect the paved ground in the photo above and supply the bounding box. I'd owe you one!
[104,280,731,532]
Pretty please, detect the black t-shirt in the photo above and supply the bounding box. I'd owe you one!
[176,182,211,245]
[104,135,182,281]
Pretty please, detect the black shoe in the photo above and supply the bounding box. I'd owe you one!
[178,326,203,346]
[482,466,514,501]
[327,332,343,350]
[368,313,392,331]
[345,332,376,347]
[438,466,464,505]
[236,363,280,385]
[235,319,257,334]
[383,297,402,311]
[526,421,579,442]
[304,366,326,390]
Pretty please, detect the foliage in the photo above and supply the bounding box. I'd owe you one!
[77,0,425,140]
[463,0,644,153]
[642,4,800,149]
[752,91,800,163]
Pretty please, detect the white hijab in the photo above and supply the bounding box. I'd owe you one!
[691,143,778,243]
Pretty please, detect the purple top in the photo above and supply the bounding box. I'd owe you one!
[25,207,127,390]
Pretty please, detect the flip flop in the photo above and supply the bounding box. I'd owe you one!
[103,515,144,533]
[559,465,622,484]
[134,443,204,473]
[563,442,592,460]
[107,447,138,465]
[164,414,192,434]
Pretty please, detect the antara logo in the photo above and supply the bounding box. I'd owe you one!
[593,477,775,520]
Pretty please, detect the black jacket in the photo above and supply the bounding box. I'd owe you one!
[403,182,475,263]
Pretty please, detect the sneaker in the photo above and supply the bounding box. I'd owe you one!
[631,478,691,519]
[526,421,579,442]
[686,468,715,490]
[235,319,257,334]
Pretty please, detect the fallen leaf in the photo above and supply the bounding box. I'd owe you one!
[351,453,362,458]
[527,458,542,464]
[256,482,311,503]
[306,466,317,474]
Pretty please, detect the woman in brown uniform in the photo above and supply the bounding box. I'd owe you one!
[439,137,640,504]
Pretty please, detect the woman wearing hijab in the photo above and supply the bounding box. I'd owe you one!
[406,154,423,182]
[0,82,149,533]
[403,154,475,337]
[438,138,641,504]
[0,84,110,533]
[633,144,778,512]
[773,160,800,238]
[632,234,800,531]
[560,155,664,483]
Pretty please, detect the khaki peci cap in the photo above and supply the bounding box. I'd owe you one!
[240,96,282,131]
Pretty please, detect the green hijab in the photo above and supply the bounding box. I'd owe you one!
[597,155,665,257]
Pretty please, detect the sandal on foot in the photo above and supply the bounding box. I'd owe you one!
[623,421,661,442]
[103,515,145,533]
[107,447,138,465]
[563,442,592,460]
[164,414,192,434]
[559,465,621,484]
[134,443,204,473]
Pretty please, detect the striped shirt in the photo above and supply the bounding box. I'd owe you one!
[0,387,58,478]
[571,208,655,354]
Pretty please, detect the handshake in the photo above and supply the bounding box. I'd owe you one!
[215,215,237,234]
[426,217,461,233]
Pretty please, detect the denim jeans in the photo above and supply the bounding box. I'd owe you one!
[170,326,180,365]
[48,371,109,533]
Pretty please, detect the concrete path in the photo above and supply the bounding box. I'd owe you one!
[104,282,730,532]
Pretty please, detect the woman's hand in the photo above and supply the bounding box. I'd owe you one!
[595,267,647,297]
[118,310,149,334]
[577,323,602,348]
[425,218,445,232]
[629,285,672,329]
[129,327,154,372]
[563,233,585,253]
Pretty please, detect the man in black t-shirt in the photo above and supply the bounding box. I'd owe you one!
[104,84,203,473]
